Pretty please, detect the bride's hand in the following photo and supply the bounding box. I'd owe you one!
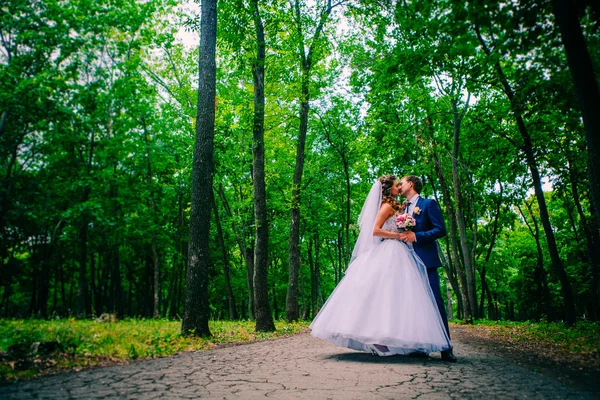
[398,231,416,243]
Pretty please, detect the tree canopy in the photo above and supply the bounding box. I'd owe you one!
[1,0,599,327]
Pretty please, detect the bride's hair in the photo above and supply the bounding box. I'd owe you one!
[378,174,404,213]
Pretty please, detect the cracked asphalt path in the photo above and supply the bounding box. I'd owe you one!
[0,327,596,399]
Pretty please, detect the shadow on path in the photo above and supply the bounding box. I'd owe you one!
[326,352,452,365]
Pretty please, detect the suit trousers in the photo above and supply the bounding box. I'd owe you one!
[427,267,451,340]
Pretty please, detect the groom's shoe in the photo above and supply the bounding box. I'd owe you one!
[441,349,457,363]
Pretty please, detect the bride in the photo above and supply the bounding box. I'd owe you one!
[310,174,452,356]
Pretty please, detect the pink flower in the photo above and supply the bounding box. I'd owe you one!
[396,214,416,231]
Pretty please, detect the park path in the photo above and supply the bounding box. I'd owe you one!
[0,326,596,399]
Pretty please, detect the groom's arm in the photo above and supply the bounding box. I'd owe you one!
[414,199,447,244]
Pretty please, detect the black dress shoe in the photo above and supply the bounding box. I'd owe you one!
[408,351,428,358]
[441,349,457,363]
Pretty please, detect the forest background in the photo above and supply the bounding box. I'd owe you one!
[2,0,600,337]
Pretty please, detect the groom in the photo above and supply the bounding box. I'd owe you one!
[398,175,457,363]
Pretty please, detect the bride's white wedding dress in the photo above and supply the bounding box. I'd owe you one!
[310,215,452,355]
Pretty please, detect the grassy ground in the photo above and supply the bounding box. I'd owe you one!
[466,319,600,356]
[0,318,310,381]
[2,318,598,383]
[455,319,600,393]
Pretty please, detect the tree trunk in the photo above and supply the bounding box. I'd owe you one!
[517,202,553,321]
[478,268,488,318]
[77,200,90,318]
[142,119,161,319]
[212,191,238,320]
[286,71,308,322]
[475,26,577,325]
[430,139,471,321]
[321,119,352,269]
[29,237,39,316]
[151,231,160,318]
[308,234,323,319]
[337,232,343,280]
[343,159,351,268]
[182,0,217,336]
[478,182,503,318]
[314,231,323,310]
[168,191,184,319]
[90,252,97,316]
[37,232,50,318]
[251,0,275,332]
[553,0,600,229]
[308,236,315,318]
[218,184,255,320]
[59,256,66,312]
[450,98,477,320]
[286,0,334,322]
[76,123,96,318]
[567,158,600,319]
[327,244,339,285]
[110,247,124,317]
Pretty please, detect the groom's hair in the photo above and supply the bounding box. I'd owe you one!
[403,175,423,194]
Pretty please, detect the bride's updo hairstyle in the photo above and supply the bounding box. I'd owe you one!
[378,174,404,213]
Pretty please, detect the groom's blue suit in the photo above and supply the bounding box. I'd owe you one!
[411,196,451,339]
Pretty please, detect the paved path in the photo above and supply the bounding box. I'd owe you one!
[0,328,596,399]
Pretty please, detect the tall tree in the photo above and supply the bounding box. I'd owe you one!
[142,118,161,319]
[552,0,600,228]
[471,6,577,324]
[182,0,218,336]
[250,0,275,332]
[449,95,477,320]
[287,0,337,322]
[212,191,238,320]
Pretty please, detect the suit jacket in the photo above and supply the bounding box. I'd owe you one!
[411,196,447,269]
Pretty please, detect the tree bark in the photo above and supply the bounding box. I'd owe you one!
[212,191,238,320]
[319,113,352,269]
[251,0,275,332]
[77,189,91,318]
[567,158,600,319]
[142,118,161,319]
[516,202,553,321]
[37,232,50,318]
[553,0,600,229]
[182,0,217,337]
[430,132,471,321]
[307,233,323,318]
[168,190,184,318]
[430,175,464,320]
[450,97,477,320]
[477,182,502,318]
[286,0,333,322]
[218,184,255,320]
[110,247,123,317]
[313,231,323,312]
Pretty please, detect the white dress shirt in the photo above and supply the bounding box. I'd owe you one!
[407,194,420,215]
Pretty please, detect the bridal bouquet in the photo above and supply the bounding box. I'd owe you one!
[396,213,416,232]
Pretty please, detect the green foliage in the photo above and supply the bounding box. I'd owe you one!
[471,319,600,355]
[1,0,599,332]
[0,318,309,381]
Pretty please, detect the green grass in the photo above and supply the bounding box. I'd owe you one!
[0,318,310,381]
[468,319,600,355]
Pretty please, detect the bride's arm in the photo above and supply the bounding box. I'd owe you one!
[372,203,402,239]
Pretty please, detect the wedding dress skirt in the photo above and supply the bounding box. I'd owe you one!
[310,234,452,355]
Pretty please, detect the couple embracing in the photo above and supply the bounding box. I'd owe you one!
[310,174,457,362]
